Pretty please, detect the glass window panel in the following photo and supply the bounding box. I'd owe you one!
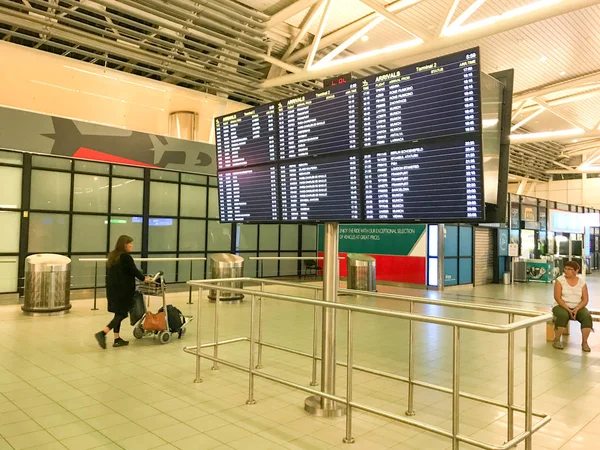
[444,258,458,286]
[459,258,473,284]
[428,225,438,257]
[0,257,18,293]
[178,255,206,282]
[444,226,458,257]
[302,225,317,251]
[238,224,258,251]
[32,155,71,170]
[109,217,143,250]
[280,252,299,276]
[179,219,206,251]
[181,173,207,185]
[30,170,71,211]
[73,175,109,213]
[70,254,106,289]
[428,257,438,286]
[459,226,473,257]
[259,224,279,250]
[148,218,178,252]
[207,187,219,219]
[72,215,108,253]
[0,212,20,252]
[112,165,144,178]
[147,254,177,282]
[180,185,207,217]
[209,177,218,187]
[150,182,179,216]
[74,160,110,174]
[151,169,179,182]
[257,252,278,277]
[0,167,22,209]
[28,213,69,253]
[239,252,257,277]
[207,221,231,251]
[280,225,298,251]
[0,151,23,165]
[111,178,143,214]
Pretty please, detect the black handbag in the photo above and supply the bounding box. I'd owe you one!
[130,291,145,325]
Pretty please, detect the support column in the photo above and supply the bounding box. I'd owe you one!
[305,222,344,417]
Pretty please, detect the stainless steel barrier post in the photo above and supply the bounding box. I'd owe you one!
[247,294,257,405]
[305,222,344,417]
[188,261,194,305]
[507,313,515,443]
[406,301,415,416]
[195,287,203,383]
[310,286,319,387]
[91,261,99,311]
[343,310,355,444]
[525,326,533,450]
[452,326,460,450]
[212,285,220,371]
[256,282,264,369]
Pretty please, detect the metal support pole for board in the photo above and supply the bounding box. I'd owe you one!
[256,281,264,369]
[212,285,220,371]
[91,261,99,310]
[525,326,533,450]
[507,313,515,444]
[188,261,194,304]
[305,222,344,417]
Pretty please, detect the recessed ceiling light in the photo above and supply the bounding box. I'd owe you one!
[361,35,369,42]
[539,55,548,62]
[573,139,579,143]
[560,71,566,76]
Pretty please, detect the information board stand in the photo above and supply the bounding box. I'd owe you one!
[508,243,519,284]
[305,222,345,418]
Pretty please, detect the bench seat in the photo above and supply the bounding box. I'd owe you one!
[545,310,600,341]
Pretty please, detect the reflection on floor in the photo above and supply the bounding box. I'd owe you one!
[0,275,599,450]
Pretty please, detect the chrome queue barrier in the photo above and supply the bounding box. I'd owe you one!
[184,277,552,450]
[78,257,207,310]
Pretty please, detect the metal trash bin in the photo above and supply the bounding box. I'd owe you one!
[208,253,244,302]
[22,254,71,315]
[346,253,376,292]
[503,272,511,285]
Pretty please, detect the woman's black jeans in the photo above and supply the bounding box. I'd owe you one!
[106,313,128,333]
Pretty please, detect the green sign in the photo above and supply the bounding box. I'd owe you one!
[318,224,426,256]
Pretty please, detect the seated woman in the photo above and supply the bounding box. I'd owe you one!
[553,260,593,352]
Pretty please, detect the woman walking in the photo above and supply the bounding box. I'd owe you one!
[95,235,150,349]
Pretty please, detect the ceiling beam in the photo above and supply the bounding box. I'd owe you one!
[357,0,429,41]
[305,0,334,69]
[284,0,425,63]
[514,70,600,102]
[262,0,600,88]
[266,0,320,30]
[532,97,591,130]
[511,129,600,144]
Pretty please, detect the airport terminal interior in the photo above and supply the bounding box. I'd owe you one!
[4,1,600,449]
[0,279,599,450]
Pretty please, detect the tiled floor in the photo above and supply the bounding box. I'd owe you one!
[1,276,600,449]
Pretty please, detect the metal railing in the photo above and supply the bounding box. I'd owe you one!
[249,256,343,278]
[78,257,206,310]
[184,277,551,450]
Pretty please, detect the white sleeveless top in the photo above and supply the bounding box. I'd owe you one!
[556,275,585,308]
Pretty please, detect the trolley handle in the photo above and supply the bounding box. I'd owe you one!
[150,271,163,282]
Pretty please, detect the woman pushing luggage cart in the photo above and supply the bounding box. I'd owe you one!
[130,271,193,344]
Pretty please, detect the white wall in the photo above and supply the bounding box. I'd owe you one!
[0,41,248,142]
[509,178,600,209]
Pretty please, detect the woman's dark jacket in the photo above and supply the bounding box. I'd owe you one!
[106,252,144,314]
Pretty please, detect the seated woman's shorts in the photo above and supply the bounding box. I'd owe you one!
[553,305,593,329]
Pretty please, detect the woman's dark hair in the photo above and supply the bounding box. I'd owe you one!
[565,260,580,272]
[107,235,133,268]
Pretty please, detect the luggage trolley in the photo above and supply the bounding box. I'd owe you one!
[132,272,193,344]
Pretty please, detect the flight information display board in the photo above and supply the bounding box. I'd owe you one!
[363,136,482,221]
[362,49,480,147]
[280,153,360,222]
[214,47,484,223]
[215,104,277,169]
[278,82,358,160]
[217,165,278,222]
